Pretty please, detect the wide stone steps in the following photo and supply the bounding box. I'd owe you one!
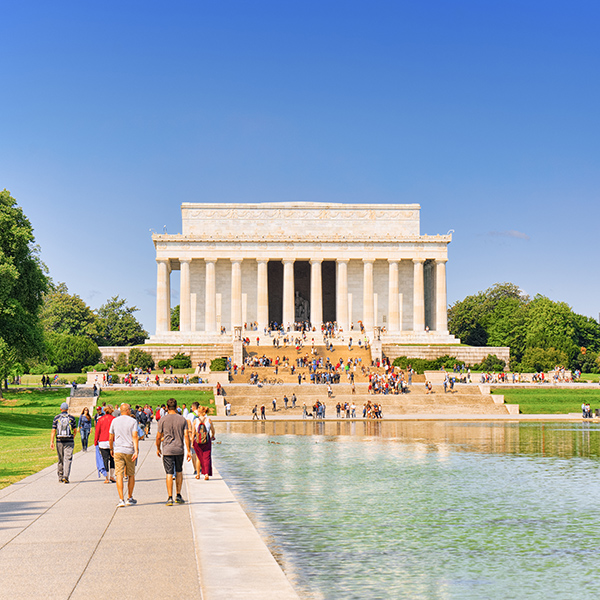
[216,383,510,416]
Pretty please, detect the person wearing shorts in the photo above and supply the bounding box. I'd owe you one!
[156,398,191,506]
[109,403,139,508]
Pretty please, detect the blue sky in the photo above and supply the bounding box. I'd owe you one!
[2,1,599,331]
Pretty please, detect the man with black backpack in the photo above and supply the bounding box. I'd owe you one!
[50,402,78,483]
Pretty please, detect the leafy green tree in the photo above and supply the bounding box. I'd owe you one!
[525,296,578,362]
[520,347,568,372]
[171,304,180,331]
[95,296,148,346]
[40,282,97,337]
[447,293,488,346]
[0,190,49,395]
[128,348,155,370]
[46,333,101,373]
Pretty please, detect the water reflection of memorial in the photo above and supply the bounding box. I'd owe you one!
[221,420,600,459]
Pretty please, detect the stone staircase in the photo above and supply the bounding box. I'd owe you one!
[215,381,512,417]
[67,387,99,416]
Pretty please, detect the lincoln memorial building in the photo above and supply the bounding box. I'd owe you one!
[149,202,459,345]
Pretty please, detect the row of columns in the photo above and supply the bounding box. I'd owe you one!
[156,257,448,334]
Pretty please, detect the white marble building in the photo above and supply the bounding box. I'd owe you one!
[149,202,459,344]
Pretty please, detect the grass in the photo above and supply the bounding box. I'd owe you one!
[491,387,600,414]
[0,387,215,490]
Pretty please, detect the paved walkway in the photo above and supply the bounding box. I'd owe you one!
[0,438,298,600]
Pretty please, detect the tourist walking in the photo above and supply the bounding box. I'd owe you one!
[252,404,259,420]
[109,403,139,507]
[186,402,200,476]
[51,402,77,483]
[260,404,266,419]
[193,406,215,481]
[78,407,92,452]
[156,398,191,505]
[94,405,115,483]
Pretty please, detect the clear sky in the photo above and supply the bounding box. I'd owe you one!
[2,1,599,331]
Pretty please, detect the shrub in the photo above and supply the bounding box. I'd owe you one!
[210,357,228,371]
[170,352,191,369]
[128,348,155,370]
[29,364,58,375]
[114,353,129,372]
[476,354,507,372]
[190,376,199,383]
[158,353,192,370]
[110,374,120,384]
[103,357,115,369]
[75,376,87,384]
[391,355,458,374]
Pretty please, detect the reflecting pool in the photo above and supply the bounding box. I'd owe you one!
[215,421,600,599]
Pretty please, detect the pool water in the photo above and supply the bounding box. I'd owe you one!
[215,422,600,600]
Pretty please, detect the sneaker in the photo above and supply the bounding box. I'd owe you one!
[117,499,126,508]
[63,477,69,484]
[175,494,185,504]
[126,497,137,506]
[166,497,174,506]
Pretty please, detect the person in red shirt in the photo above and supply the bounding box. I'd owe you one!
[94,405,116,483]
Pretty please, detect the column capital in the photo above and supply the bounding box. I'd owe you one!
[179,257,191,265]
[413,258,425,265]
[362,258,375,265]
[204,258,217,264]
[336,258,349,264]
[435,258,448,264]
[282,258,295,265]
[309,258,323,265]
[230,258,243,264]
[387,258,400,264]
[256,258,269,264]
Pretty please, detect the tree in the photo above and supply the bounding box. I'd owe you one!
[128,348,155,370]
[171,304,180,331]
[525,296,578,362]
[46,333,101,373]
[95,296,148,346]
[0,190,49,395]
[40,282,97,338]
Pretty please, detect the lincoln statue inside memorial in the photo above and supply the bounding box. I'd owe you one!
[149,202,458,345]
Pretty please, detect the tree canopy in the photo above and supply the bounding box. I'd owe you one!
[95,296,148,346]
[0,190,49,390]
[40,282,97,338]
[448,282,600,372]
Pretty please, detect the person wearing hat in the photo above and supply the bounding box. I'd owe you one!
[51,402,78,483]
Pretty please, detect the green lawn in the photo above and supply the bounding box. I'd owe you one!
[0,387,215,490]
[492,387,600,414]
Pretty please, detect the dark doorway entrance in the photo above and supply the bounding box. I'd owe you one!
[268,261,283,325]
[294,261,310,321]
[322,261,336,322]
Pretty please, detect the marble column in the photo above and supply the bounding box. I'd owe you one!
[413,258,425,331]
[256,259,269,331]
[388,259,400,332]
[310,259,323,327]
[231,259,243,329]
[205,259,216,333]
[436,259,448,332]
[336,259,349,332]
[363,259,374,331]
[156,259,170,333]
[179,259,191,332]
[282,259,295,326]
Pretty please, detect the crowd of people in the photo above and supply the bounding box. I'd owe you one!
[52,399,216,508]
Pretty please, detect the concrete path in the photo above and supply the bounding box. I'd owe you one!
[0,438,299,600]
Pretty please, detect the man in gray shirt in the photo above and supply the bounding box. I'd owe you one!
[156,398,191,506]
[109,403,139,508]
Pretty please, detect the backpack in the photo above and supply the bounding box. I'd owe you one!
[56,413,73,438]
[197,420,209,444]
